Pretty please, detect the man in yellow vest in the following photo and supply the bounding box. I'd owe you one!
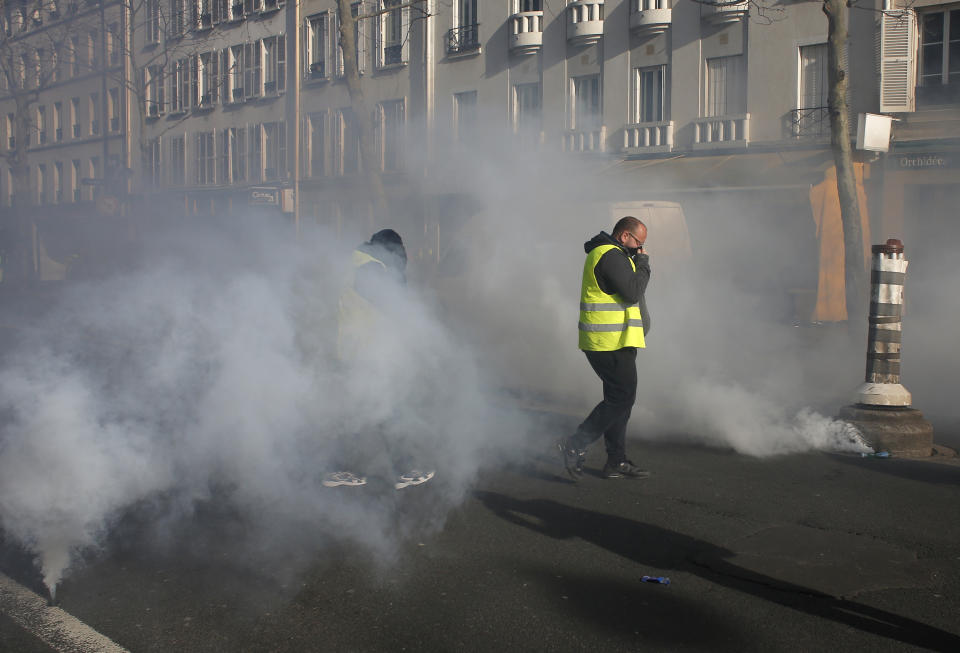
[325,229,436,490]
[558,216,651,481]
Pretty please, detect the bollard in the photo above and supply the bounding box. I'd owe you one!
[838,239,933,457]
[856,239,910,406]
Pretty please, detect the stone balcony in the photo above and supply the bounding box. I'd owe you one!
[693,114,750,149]
[563,126,607,152]
[630,0,672,37]
[701,1,749,26]
[567,1,604,46]
[623,121,674,153]
[510,10,543,54]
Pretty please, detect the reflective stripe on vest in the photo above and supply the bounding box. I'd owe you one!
[578,244,645,351]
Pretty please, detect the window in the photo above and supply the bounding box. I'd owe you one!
[71,98,80,137]
[249,123,262,182]
[307,13,329,78]
[335,2,366,76]
[146,0,161,43]
[54,162,63,203]
[793,44,828,138]
[88,31,98,68]
[145,65,165,116]
[227,126,246,182]
[108,23,119,65]
[635,66,665,123]
[514,82,541,138]
[799,44,827,110]
[108,88,119,131]
[212,0,228,24]
[308,112,325,177]
[243,0,262,15]
[170,134,186,186]
[262,35,285,94]
[919,8,960,103]
[705,55,745,117]
[453,90,478,142]
[449,0,479,53]
[89,157,99,200]
[89,92,100,135]
[226,46,244,101]
[263,121,286,180]
[571,75,601,129]
[148,138,161,187]
[197,131,216,184]
[244,41,262,98]
[199,52,220,105]
[37,164,46,204]
[334,108,360,175]
[518,0,542,11]
[69,35,80,76]
[378,100,404,172]
[53,102,62,141]
[5,114,13,150]
[171,57,194,112]
[379,0,408,67]
[37,105,46,144]
[72,159,81,202]
[170,0,186,38]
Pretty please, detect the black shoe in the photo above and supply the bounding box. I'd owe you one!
[557,437,586,480]
[602,460,650,479]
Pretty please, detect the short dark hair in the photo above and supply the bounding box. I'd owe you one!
[612,216,645,237]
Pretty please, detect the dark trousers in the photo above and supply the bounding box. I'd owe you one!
[571,347,637,464]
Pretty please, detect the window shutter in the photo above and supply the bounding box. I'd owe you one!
[278,34,286,92]
[375,2,383,69]
[880,9,916,113]
[356,2,366,74]
[333,10,343,76]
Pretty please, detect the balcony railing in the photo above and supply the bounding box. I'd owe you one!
[567,1,604,46]
[630,0,671,37]
[510,11,543,54]
[693,113,750,149]
[701,1,749,26]
[383,44,404,65]
[447,23,480,55]
[791,107,829,139]
[563,126,606,152]
[623,120,674,153]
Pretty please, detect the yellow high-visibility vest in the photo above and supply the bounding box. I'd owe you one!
[337,249,386,360]
[578,244,645,351]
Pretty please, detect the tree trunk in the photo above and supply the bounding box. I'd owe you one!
[336,0,387,222]
[824,0,867,320]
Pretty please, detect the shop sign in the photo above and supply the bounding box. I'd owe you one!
[249,187,280,205]
[891,153,958,170]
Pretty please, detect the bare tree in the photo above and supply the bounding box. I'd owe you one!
[694,0,868,316]
[0,0,84,280]
[334,0,429,218]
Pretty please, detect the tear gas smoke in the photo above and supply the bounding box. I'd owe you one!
[0,215,524,598]
[1,123,955,598]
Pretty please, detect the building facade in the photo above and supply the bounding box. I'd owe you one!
[1,0,957,303]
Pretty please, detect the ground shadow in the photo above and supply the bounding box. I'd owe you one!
[475,491,960,650]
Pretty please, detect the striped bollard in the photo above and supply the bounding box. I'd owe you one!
[856,239,910,406]
[839,239,933,457]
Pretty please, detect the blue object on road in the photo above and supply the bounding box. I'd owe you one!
[641,576,670,585]
[861,451,891,458]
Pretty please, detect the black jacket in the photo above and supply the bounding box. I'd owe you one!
[584,232,651,336]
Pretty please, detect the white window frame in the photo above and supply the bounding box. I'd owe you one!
[705,55,746,117]
[308,111,326,177]
[453,90,477,142]
[513,82,541,133]
[306,12,329,78]
[377,99,404,172]
[244,41,262,98]
[377,0,409,68]
[634,65,665,124]
[571,74,601,129]
[197,131,216,185]
[262,34,285,95]
[334,108,360,176]
[198,51,220,106]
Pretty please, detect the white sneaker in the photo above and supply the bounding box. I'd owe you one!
[322,471,367,487]
[394,470,435,490]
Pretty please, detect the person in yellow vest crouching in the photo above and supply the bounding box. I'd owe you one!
[325,229,436,491]
[558,217,651,481]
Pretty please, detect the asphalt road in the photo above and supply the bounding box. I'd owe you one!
[2,417,960,653]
